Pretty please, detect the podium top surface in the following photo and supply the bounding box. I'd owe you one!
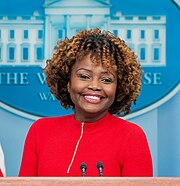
[0,177,180,186]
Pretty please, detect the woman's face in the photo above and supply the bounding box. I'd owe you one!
[68,53,117,122]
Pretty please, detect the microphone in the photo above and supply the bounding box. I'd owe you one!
[97,161,104,176]
[80,162,87,177]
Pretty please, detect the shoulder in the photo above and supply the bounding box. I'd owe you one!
[109,115,150,154]
[34,114,73,125]
[36,114,73,123]
[25,114,74,141]
[109,114,146,138]
[28,114,74,132]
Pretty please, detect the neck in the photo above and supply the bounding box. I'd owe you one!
[74,111,108,123]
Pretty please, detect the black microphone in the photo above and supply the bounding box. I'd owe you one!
[80,162,87,177]
[97,161,104,176]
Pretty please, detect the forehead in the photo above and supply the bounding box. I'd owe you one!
[74,53,117,73]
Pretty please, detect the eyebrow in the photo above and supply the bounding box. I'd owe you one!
[76,68,91,73]
[76,68,116,78]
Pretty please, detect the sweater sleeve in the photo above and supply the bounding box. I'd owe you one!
[18,120,39,176]
[122,125,153,177]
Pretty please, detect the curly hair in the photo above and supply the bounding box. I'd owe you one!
[44,28,142,116]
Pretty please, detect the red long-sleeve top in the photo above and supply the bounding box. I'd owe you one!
[19,113,153,177]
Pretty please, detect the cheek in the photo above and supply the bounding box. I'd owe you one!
[69,82,84,97]
[106,85,117,97]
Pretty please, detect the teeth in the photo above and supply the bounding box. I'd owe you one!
[85,95,100,100]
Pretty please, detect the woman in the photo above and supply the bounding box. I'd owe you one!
[19,28,153,177]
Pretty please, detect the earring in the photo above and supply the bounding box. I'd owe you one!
[67,86,70,93]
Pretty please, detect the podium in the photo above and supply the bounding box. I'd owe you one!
[0,177,180,186]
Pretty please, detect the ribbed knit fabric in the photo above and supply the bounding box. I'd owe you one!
[19,113,153,177]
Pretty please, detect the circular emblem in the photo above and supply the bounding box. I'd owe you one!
[0,0,179,120]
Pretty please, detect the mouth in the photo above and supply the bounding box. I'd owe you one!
[83,94,104,104]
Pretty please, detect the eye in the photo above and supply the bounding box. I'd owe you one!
[78,74,90,80]
[101,78,113,83]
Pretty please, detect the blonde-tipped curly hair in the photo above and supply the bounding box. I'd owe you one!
[44,28,142,116]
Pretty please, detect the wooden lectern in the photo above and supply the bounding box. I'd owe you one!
[0,177,180,186]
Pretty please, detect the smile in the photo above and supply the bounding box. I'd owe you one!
[83,95,103,103]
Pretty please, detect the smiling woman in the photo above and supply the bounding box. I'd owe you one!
[19,28,152,177]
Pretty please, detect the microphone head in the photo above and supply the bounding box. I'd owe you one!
[80,162,87,170]
[97,161,104,169]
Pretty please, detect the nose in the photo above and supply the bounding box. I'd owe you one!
[88,79,101,91]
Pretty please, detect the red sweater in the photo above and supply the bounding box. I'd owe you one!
[19,113,153,177]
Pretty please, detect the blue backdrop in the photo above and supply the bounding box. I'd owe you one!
[0,0,180,176]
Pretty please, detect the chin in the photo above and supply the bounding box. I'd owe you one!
[84,109,100,114]
[82,107,107,115]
